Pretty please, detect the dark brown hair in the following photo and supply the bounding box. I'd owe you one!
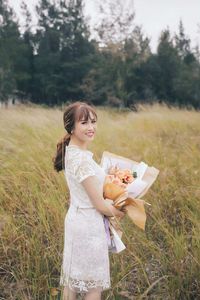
[52,101,97,172]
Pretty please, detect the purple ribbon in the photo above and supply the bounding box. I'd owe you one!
[103,215,112,248]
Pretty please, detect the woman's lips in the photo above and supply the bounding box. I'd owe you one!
[86,132,94,137]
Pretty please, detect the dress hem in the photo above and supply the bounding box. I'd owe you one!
[59,277,111,294]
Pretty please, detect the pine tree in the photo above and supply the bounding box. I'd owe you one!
[33,0,95,105]
[0,0,19,102]
[175,20,195,64]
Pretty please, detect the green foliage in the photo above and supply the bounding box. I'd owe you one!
[0,0,19,100]
[31,0,95,104]
[0,1,200,109]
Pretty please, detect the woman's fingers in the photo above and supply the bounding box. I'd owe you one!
[118,210,125,219]
[121,207,127,213]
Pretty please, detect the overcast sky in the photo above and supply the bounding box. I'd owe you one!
[8,0,200,53]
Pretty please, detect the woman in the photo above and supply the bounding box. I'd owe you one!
[53,101,124,300]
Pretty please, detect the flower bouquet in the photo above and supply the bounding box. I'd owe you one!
[100,151,160,253]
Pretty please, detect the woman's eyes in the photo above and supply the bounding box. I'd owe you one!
[81,120,96,124]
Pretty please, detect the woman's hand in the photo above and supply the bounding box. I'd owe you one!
[118,208,126,220]
[109,205,125,219]
[116,206,127,220]
[103,198,126,219]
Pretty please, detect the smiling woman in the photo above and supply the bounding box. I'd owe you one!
[69,108,97,147]
[52,101,124,300]
[52,101,98,172]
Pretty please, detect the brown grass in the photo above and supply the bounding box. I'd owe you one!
[0,102,200,299]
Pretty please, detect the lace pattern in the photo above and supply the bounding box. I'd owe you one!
[64,146,106,208]
[60,146,111,293]
[61,276,110,294]
[65,146,95,182]
[59,205,111,293]
[74,157,96,183]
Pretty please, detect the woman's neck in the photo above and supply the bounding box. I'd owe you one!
[68,137,88,151]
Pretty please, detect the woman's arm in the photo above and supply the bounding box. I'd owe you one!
[81,176,125,218]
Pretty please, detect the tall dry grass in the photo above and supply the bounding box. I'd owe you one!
[0,103,199,299]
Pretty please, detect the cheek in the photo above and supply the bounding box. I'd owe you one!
[75,123,82,130]
[76,125,86,134]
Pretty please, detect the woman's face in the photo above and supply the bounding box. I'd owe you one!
[73,111,97,144]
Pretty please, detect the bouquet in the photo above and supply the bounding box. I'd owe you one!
[100,151,159,253]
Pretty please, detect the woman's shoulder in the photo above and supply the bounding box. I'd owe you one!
[65,145,96,182]
[65,145,93,165]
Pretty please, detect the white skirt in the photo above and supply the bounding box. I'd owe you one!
[59,203,111,294]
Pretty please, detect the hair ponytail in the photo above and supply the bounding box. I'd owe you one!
[52,133,71,172]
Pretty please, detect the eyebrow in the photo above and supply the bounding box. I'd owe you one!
[80,118,96,121]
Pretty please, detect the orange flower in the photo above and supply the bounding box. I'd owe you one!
[108,166,135,184]
[122,169,134,184]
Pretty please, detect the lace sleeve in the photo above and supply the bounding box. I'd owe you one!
[74,155,96,183]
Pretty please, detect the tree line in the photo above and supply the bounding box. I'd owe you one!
[0,0,200,109]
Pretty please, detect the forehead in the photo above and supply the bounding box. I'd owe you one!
[76,106,97,121]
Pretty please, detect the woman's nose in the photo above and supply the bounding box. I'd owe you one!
[88,122,94,130]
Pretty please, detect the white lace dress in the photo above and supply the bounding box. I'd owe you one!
[59,144,111,294]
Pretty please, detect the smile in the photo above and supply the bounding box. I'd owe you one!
[86,133,94,137]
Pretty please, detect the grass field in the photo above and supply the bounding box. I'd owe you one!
[0,103,200,299]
